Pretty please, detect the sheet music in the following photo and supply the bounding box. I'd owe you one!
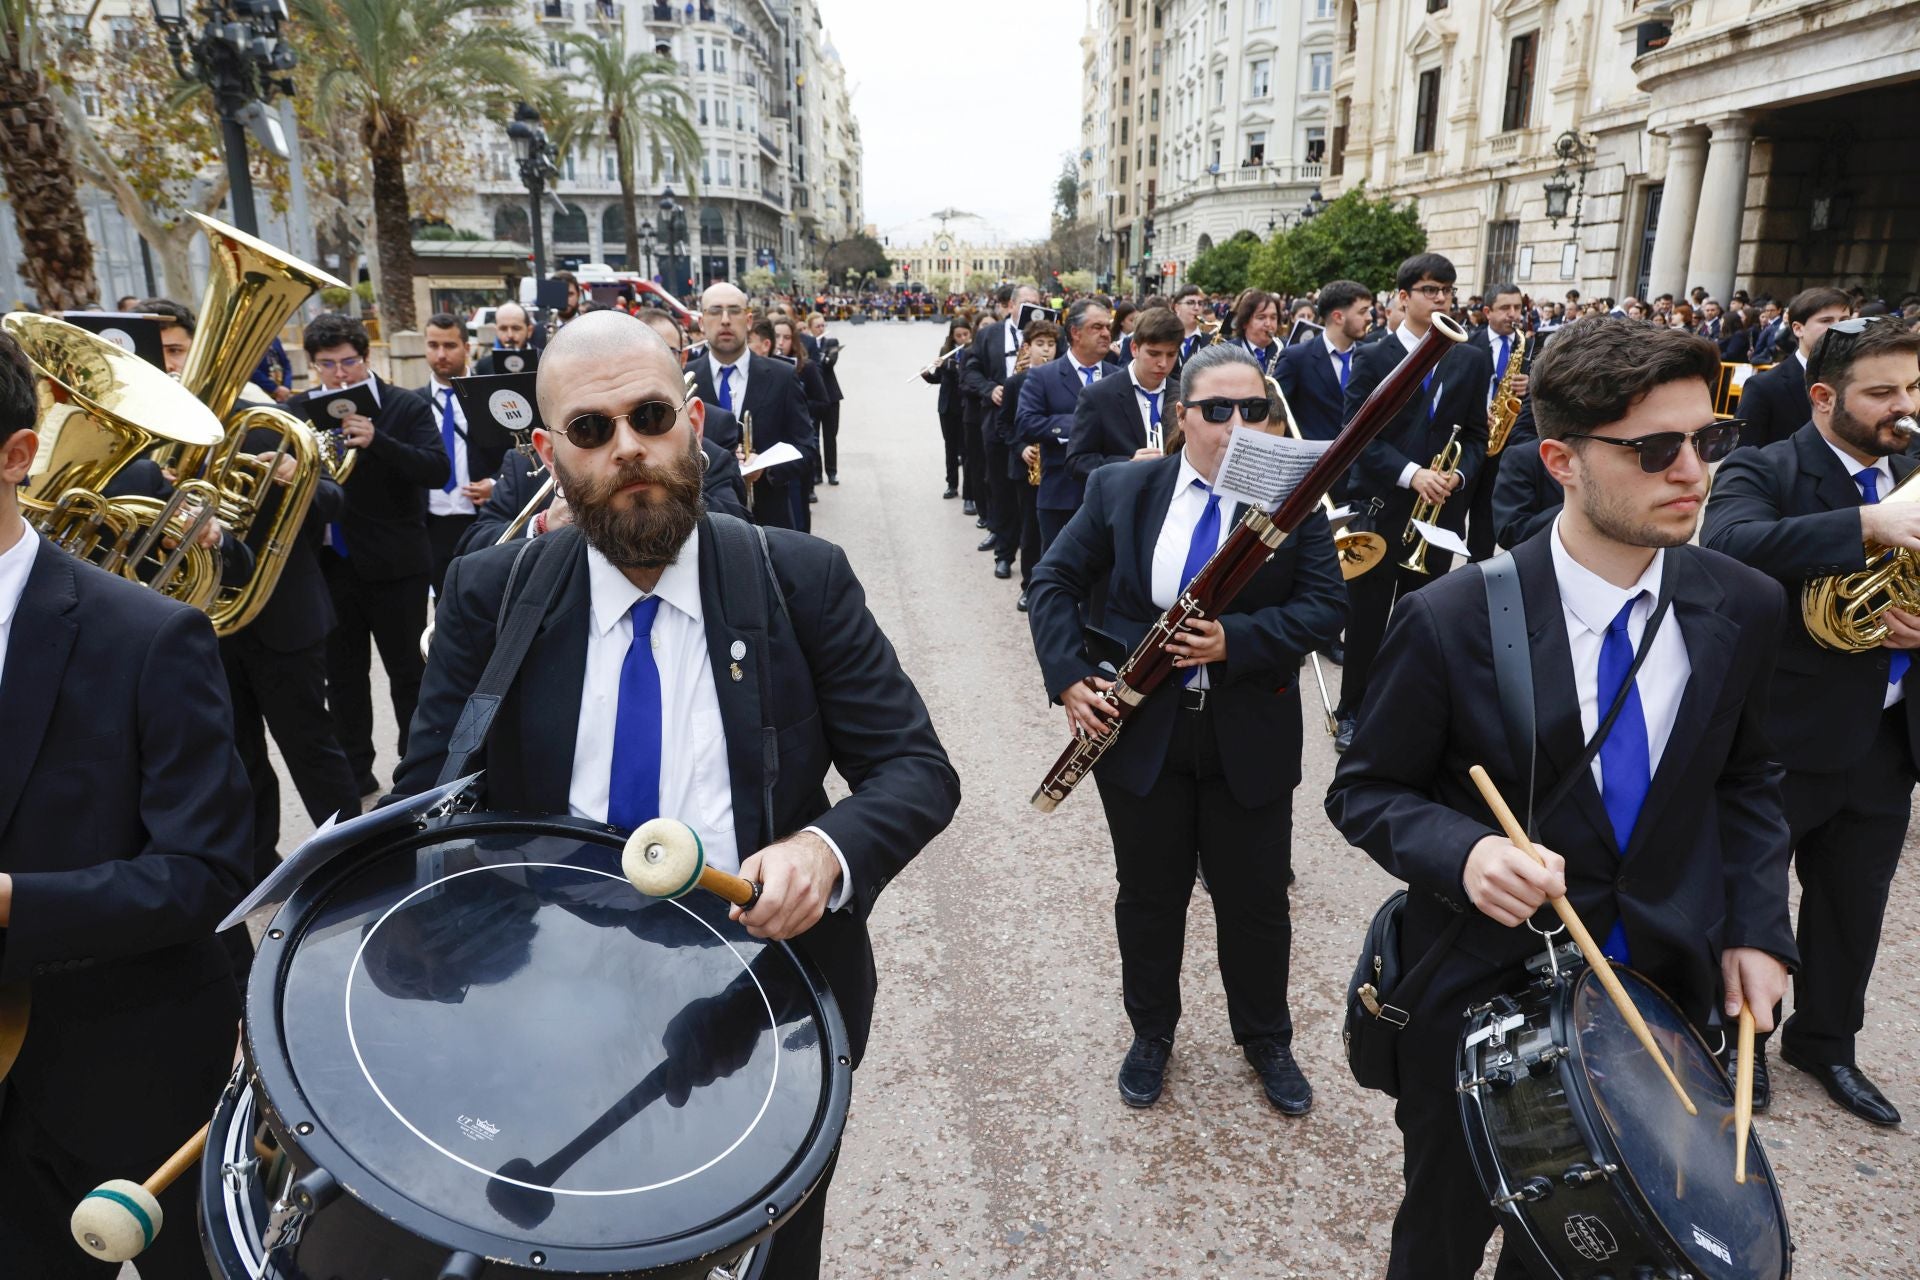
[1211,427,1331,513]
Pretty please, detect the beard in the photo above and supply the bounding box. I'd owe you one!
[1573,457,1700,550]
[1829,389,1908,459]
[554,437,706,569]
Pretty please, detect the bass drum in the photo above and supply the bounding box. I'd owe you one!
[201,809,849,1279]
[1458,956,1790,1280]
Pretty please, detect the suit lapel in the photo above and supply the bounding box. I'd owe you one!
[0,543,80,841]
[696,520,769,848]
[1306,337,1339,407]
[741,355,774,424]
[692,361,718,409]
[1795,424,1861,513]
[516,538,591,810]
[1628,551,1734,859]
[1514,536,1617,851]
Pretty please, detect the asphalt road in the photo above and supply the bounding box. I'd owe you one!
[228,318,1914,1279]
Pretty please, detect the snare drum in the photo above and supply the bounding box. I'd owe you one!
[1457,955,1791,1280]
[200,806,850,1279]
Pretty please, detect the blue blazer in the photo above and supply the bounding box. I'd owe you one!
[1017,355,1104,512]
[1274,335,1347,441]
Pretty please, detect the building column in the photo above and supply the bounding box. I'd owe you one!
[1683,115,1753,305]
[1645,126,1708,303]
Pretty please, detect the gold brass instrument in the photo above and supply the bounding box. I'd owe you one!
[1266,374,1386,580]
[3,313,230,607]
[1400,424,1463,575]
[420,467,555,660]
[1803,429,1920,651]
[1486,327,1526,456]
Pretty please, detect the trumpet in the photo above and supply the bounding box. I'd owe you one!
[1266,375,1386,580]
[1400,424,1463,575]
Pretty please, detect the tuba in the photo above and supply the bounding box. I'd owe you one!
[1400,424,1463,575]
[1486,328,1526,456]
[1802,427,1920,651]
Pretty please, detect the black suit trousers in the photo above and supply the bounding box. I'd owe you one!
[938,408,965,490]
[1778,707,1913,1065]
[760,1143,839,1280]
[321,553,429,786]
[1465,450,1505,561]
[1017,481,1042,590]
[1338,556,1454,719]
[818,401,842,479]
[427,512,477,597]
[985,441,1019,558]
[1093,702,1296,1044]
[962,406,987,507]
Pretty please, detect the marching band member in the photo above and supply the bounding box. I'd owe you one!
[419,313,500,596]
[396,311,958,1278]
[963,285,1042,570]
[923,318,972,500]
[1463,283,1529,561]
[1735,287,1851,451]
[685,284,817,532]
[1230,289,1281,377]
[0,331,254,1280]
[1029,344,1346,1115]
[1065,305,1180,484]
[1702,317,1920,1127]
[1172,284,1208,364]
[473,300,539,374]
[1017,299,1113,557]
[1274,280,1373,443]
[1327,316,1794,1280]
[1001,320,1058,612]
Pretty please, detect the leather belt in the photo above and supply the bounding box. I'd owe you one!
[1179,687,1209,711]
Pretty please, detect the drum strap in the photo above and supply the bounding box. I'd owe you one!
[705,513,790,848]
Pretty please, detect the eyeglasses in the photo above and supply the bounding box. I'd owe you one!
[1187,396,1273,424]
[1561,421,1741,472]
[560,397,689,449]
[312,355,365,374]
[1410,284,1455,300]
[702,305,747,319]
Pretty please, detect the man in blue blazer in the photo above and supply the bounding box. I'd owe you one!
[1017,299,1114,552]
[687,283,817,531]
[1274,279,1374,442]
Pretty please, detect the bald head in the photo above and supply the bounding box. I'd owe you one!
[636,308,684,352]
[700,282,751,361]
[700,282,747,312]
[536,310,679,424]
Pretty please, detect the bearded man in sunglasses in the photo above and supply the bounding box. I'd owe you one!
[1703,316,1920,1128]
[1028,344,1348,1114]
[393,311,960,1280]
[1328,317,1795,1280]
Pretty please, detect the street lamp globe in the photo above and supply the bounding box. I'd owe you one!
[148,0,189,29]
[1543,174,1574,225]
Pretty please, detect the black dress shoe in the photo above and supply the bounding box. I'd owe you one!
[1781,1045,1902,1126]
[975,517,989,529]
[1117,1035,1172,1108]
[1016,591,1029,612]
[993,558,1012,580]
[977,534,997,552]
[1322,643,1345,665]
[808,491,819,504]
[356,774,380,798]
[1244,1037,1313,1116]
[1725,1037,1771,1113]
[943,487,958,499]
[1333,715,1356,754]
[962,499,977,515]
[828,474,839,486]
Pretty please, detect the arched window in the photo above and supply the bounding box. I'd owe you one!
[700,207,725,245]
[602,203,628,244]
[552,203,588,244]
[494,204,530,242]
[1196,233,1214,254]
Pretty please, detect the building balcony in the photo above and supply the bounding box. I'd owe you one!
[536,0,574,21]
[758,132,780,158]
[587,0,620,22]
[1399,152,1437,180]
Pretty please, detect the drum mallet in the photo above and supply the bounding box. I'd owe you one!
[1734,1001,1757,1184]
[622,817,762,909]
[1469,765,1698,1116]
[70,1122,208,1263]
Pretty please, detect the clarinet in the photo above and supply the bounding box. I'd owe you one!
[1031,313,1468,812]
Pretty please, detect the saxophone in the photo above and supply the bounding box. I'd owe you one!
[1486,328,1526,456]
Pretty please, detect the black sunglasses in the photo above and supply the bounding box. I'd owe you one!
[560,397,689,450]
[1561,421,1742,473]
[1187,396,1273,424]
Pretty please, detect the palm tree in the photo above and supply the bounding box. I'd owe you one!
[0,1,99,308]
[564,35,701,270]
[289,0,537,331]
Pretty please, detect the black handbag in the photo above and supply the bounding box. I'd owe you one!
[1341,553,1672,1096]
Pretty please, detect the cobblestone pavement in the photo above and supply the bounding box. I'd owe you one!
[214,319,1913,1280]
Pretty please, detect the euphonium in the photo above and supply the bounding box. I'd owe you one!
[1400,424,1463,575]
[1803,443,1920,651]
[1486,327,1526,456]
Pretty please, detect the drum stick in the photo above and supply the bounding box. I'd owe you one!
[1734,1002,1756,1184]
[1468,765,1698,1117]
[697,865,759,908]
[623,818,763,909]
[145,1123,209,1197]
[70,1122,209,1262]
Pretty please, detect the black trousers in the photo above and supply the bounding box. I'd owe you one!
[1092,699,1296,1044]
[938,408,965,490]
[322,556,429,788]
[221,630,360,883]
[819,401,841,478]
[427,512,476,597]
[961,408,987,506]
[1017,479,1042,590]
[1038,506,1073,556]
[1465,451,1504,561]
[984,440,1020,558]
[1776,708,1913,1066]
[760,1144,839,1280]
[1336,550,1456,719]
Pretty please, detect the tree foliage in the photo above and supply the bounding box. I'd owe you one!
[824,233,890,286]
[1186,230,1261,296]
[1249,185,1426,296]
[564,35,701,269]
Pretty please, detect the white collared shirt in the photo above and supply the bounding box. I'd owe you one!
[1326,335,1356,394]
[1822,438,1905,708]
[426,379,474,517]
[1392,324,1443,489]
[566,534,853,907]
[0,516,39,691]
[1005,320,1022,378]
[1129,364,1168,449]
[1549,517,1691,791]
[708,350,749,411]
[1151,451,1232,690]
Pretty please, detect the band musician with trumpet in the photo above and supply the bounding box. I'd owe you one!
[1332,253,1494,752]
[999,319,1058,611]
[1327,316,1793,1280]
[1701,316,1920,1127]
[0,331,255,1280]
[1028,343,1347,1115]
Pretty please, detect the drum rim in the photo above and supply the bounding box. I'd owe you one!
[243,810,853,1275]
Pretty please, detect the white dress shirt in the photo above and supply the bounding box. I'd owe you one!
[708,350,749,411]
[566,533,853,908]
[1823,438,1904,708]
[1129,364,1169,448]
[1151,451,1232,690]
[1004,319,1022,379]
[425,379,474,517]
[1392,324,1444,490]
[1326,336,1355,395]
[1549,517,1691,792]
[0,516,39,691]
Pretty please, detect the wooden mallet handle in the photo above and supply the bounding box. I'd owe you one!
[148,1122,209,1197]
[698,865,761,909]
[1734,1003,1756,1184]
[1468,765,1698,1116]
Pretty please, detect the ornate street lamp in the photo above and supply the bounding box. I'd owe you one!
[1543,132,1596,232]
[506,102,558,282]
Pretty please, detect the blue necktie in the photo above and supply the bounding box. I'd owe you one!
[1422,367,1438,422]
[1178,479,1222,686]
[1596,595,1650,963]
[1493,335,1511,384]
[1856,469,1911,686]
[1140,388,1160,432]
[607,596,664,831]
[1336,349,1352,392]
[718,365,736,413]
[439,389,459,494]
[1079,365,1097,387]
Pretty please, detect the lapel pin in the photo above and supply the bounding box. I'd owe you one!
[730,640,747,661]
[729,662,744,682]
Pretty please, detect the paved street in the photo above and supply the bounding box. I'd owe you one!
[254,319,1917,1279]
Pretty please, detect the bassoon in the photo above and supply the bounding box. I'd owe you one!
[1031,312,1468,812]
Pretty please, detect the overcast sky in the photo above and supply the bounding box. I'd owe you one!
[819,0,1085,242]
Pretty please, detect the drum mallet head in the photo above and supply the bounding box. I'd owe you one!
[622,817,707,900]
[71,1180,164,1263]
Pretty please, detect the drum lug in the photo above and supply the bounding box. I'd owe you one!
[1488,1175,1554,1208]
[1560,1162,1620,1187]
[1524,1046,1569,1077]
[221,1156,259,1193]
[438,1251,486,1280]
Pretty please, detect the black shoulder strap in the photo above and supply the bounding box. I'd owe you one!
[436,526,580,786]
[704,514,789,846]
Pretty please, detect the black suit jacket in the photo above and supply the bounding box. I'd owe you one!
[1066,366,1167,488]
[701,403,743,455]
[290,376,447,581]
[688,355,816,530]
[230,426,347,652]
[1028,454,1348,807]
[1018,356,1107,512]
[1344,331,1493,539]
[1325,533,1797,1027]
[1734,356,1808,452]
[960,319,1020,423]
[1489,410,1562,551]
[920,356,965,418]
[0,540,252,1164]
[1701,423,1920,774]
[1274,334,1348,441]
[415,381,511,486]
[394,520,960,1063]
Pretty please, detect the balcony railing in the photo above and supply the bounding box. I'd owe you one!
[757,132,779,158]
[537,0,574,21]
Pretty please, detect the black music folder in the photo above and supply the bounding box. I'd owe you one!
[1286,317,1325,348]
[450,370,541,453]
[60,311,168,370]
[299,381,381,427]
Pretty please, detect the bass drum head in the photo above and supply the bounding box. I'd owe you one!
[245,816,847,1276]
[1569,967,1789,1280]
